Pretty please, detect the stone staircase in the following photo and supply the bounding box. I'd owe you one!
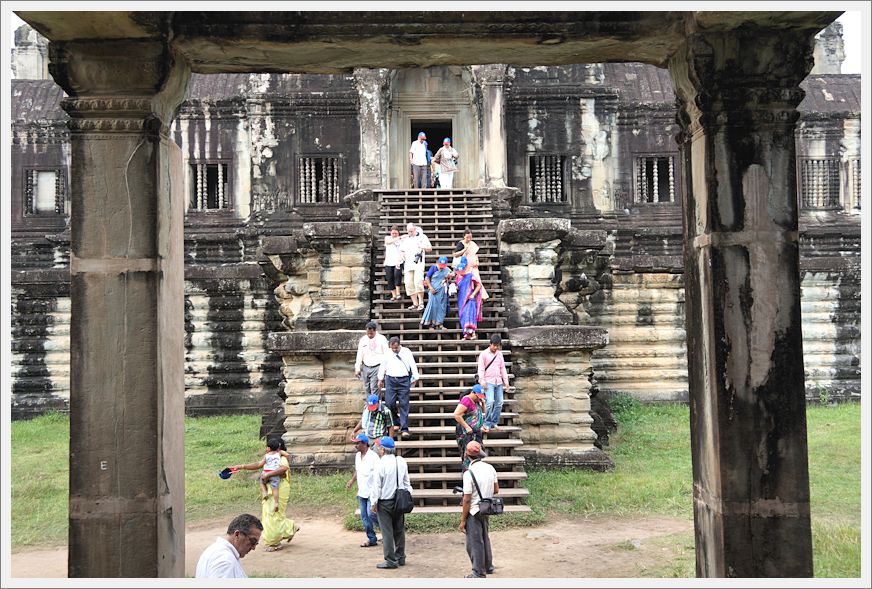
[371,188,530,514]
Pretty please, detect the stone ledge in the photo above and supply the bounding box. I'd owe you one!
[517,447,614,471]
[268,330,360,354]
[303,222,372,241]
[497,218,571,243]
[509,325,608,351]
[185,263,265,280]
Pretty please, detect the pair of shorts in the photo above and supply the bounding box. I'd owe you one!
[404,264,424,295]
[384,265,402,290]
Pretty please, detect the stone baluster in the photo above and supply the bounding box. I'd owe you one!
[49,39,190,577]
[352,68,391,190]
[670,29,816,577]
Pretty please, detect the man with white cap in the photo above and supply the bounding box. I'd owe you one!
[346,433,381,547]
[460,441,499,578]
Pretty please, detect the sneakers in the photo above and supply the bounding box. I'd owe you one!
[400,431,412,440]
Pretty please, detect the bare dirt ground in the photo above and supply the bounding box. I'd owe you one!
[11,512,692,579]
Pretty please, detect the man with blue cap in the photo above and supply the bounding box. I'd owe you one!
[409,131,429,188]
[346,433,381,547]
[352,393,397,440]
[370,436,412,569]
[432,137,459,188]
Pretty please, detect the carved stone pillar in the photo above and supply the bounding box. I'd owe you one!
[669,30,816,577]
[472,64,509,188]
[353,68,391,189]
[49,39,190,577]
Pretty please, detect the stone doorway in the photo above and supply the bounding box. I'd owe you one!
[388,67,480,189]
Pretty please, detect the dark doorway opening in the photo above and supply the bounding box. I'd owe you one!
[410,119,452,188]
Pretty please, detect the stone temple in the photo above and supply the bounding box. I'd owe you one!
[6,11,862,578]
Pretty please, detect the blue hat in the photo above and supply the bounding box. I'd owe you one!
[443,137,451,144]
[218,467,236,480]
[377,436,395,449]
[353,433,370,445]
[471,384,484,396]
[418,132,426,138]
[456,256,468,271]
[438,256,448,265]
[366,394,380,410]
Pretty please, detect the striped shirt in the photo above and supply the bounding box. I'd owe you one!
[362,403,394,439]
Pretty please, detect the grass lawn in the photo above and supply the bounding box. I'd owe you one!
[10,401,862,577]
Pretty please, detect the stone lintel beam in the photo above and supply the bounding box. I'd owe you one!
[669,28,816,578]
[509,326,608,352]
[497,218,571,244]
[268,331,359,354]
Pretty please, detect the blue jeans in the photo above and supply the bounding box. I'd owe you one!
[484,383,504,428]
[359,495,378,545]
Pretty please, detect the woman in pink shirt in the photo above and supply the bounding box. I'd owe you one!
[477,334,510,433]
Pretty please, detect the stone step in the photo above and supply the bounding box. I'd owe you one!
[413,361,513,369]
[376,306,506,316]
[396,438,522,449]
[355,504,533,516]
[410,425,522,435]
[409,411,519,420]
[402,455,525,467]
[409,471,527,482]
[397,349,513,358]
[408,487,529,499]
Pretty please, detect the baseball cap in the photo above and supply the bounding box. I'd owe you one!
[443,137,451,144]
[418,132,426,138]
[466,440,487,458]
[376,436,395,449]
[472,384,485,397]
[366,394,379,411]
[437,256,448,266]
[218,467,237,480]
[353,433,370,445]
[456,256,468,271]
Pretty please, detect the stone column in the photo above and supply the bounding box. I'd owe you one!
[471,64,508,188]
[353,68,391,189]
[49,39,190,577]
[669,30,816,577]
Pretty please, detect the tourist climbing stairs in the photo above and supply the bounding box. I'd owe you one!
[371,188,530,514]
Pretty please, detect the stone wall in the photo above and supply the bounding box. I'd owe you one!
[509,326,612,469]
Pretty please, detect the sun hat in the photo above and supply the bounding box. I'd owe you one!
[366,394,380,411]
[376,436,395,449]
[218,467,238,480]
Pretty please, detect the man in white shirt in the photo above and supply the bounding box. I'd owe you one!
[354,320,389,397]
[370,436,412,569]
[460,441,499,578]
[195,513,262,578]
[345,433,382,547]
[409,131,429,188]
[398,222,432,311]
[377,336,420,439]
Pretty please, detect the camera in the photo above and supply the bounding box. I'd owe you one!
[414,252,423,264]
[452,485,463,494]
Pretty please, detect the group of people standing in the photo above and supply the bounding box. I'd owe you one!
[409,131,460,189]
[350,320,508,576]
[384,223,487,340]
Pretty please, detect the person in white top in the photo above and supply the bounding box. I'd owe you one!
[345,433,382,547]
[354,321,390,398]
[460,441,499,578]
[377,336,420,439]
[370,436,412,569]
[409,131,429,188]
[383,226,404,301]
[398,222,432,311]
[195,513,262,578]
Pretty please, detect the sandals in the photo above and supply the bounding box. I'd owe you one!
[360,540,378,548]
[265,545,284,552]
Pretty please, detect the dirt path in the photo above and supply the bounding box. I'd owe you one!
[11,513,692,578]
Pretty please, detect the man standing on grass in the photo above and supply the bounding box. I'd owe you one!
[370,436,412,570]
[460,441,499,578]
[345,433,382,548]
[195,513,262,578]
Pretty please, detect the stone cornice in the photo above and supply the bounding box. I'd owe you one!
[509,325,609,351]
[268,330,360,354]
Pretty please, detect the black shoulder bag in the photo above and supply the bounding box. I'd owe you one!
[393,456,415,514]
[468,462,504,516]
